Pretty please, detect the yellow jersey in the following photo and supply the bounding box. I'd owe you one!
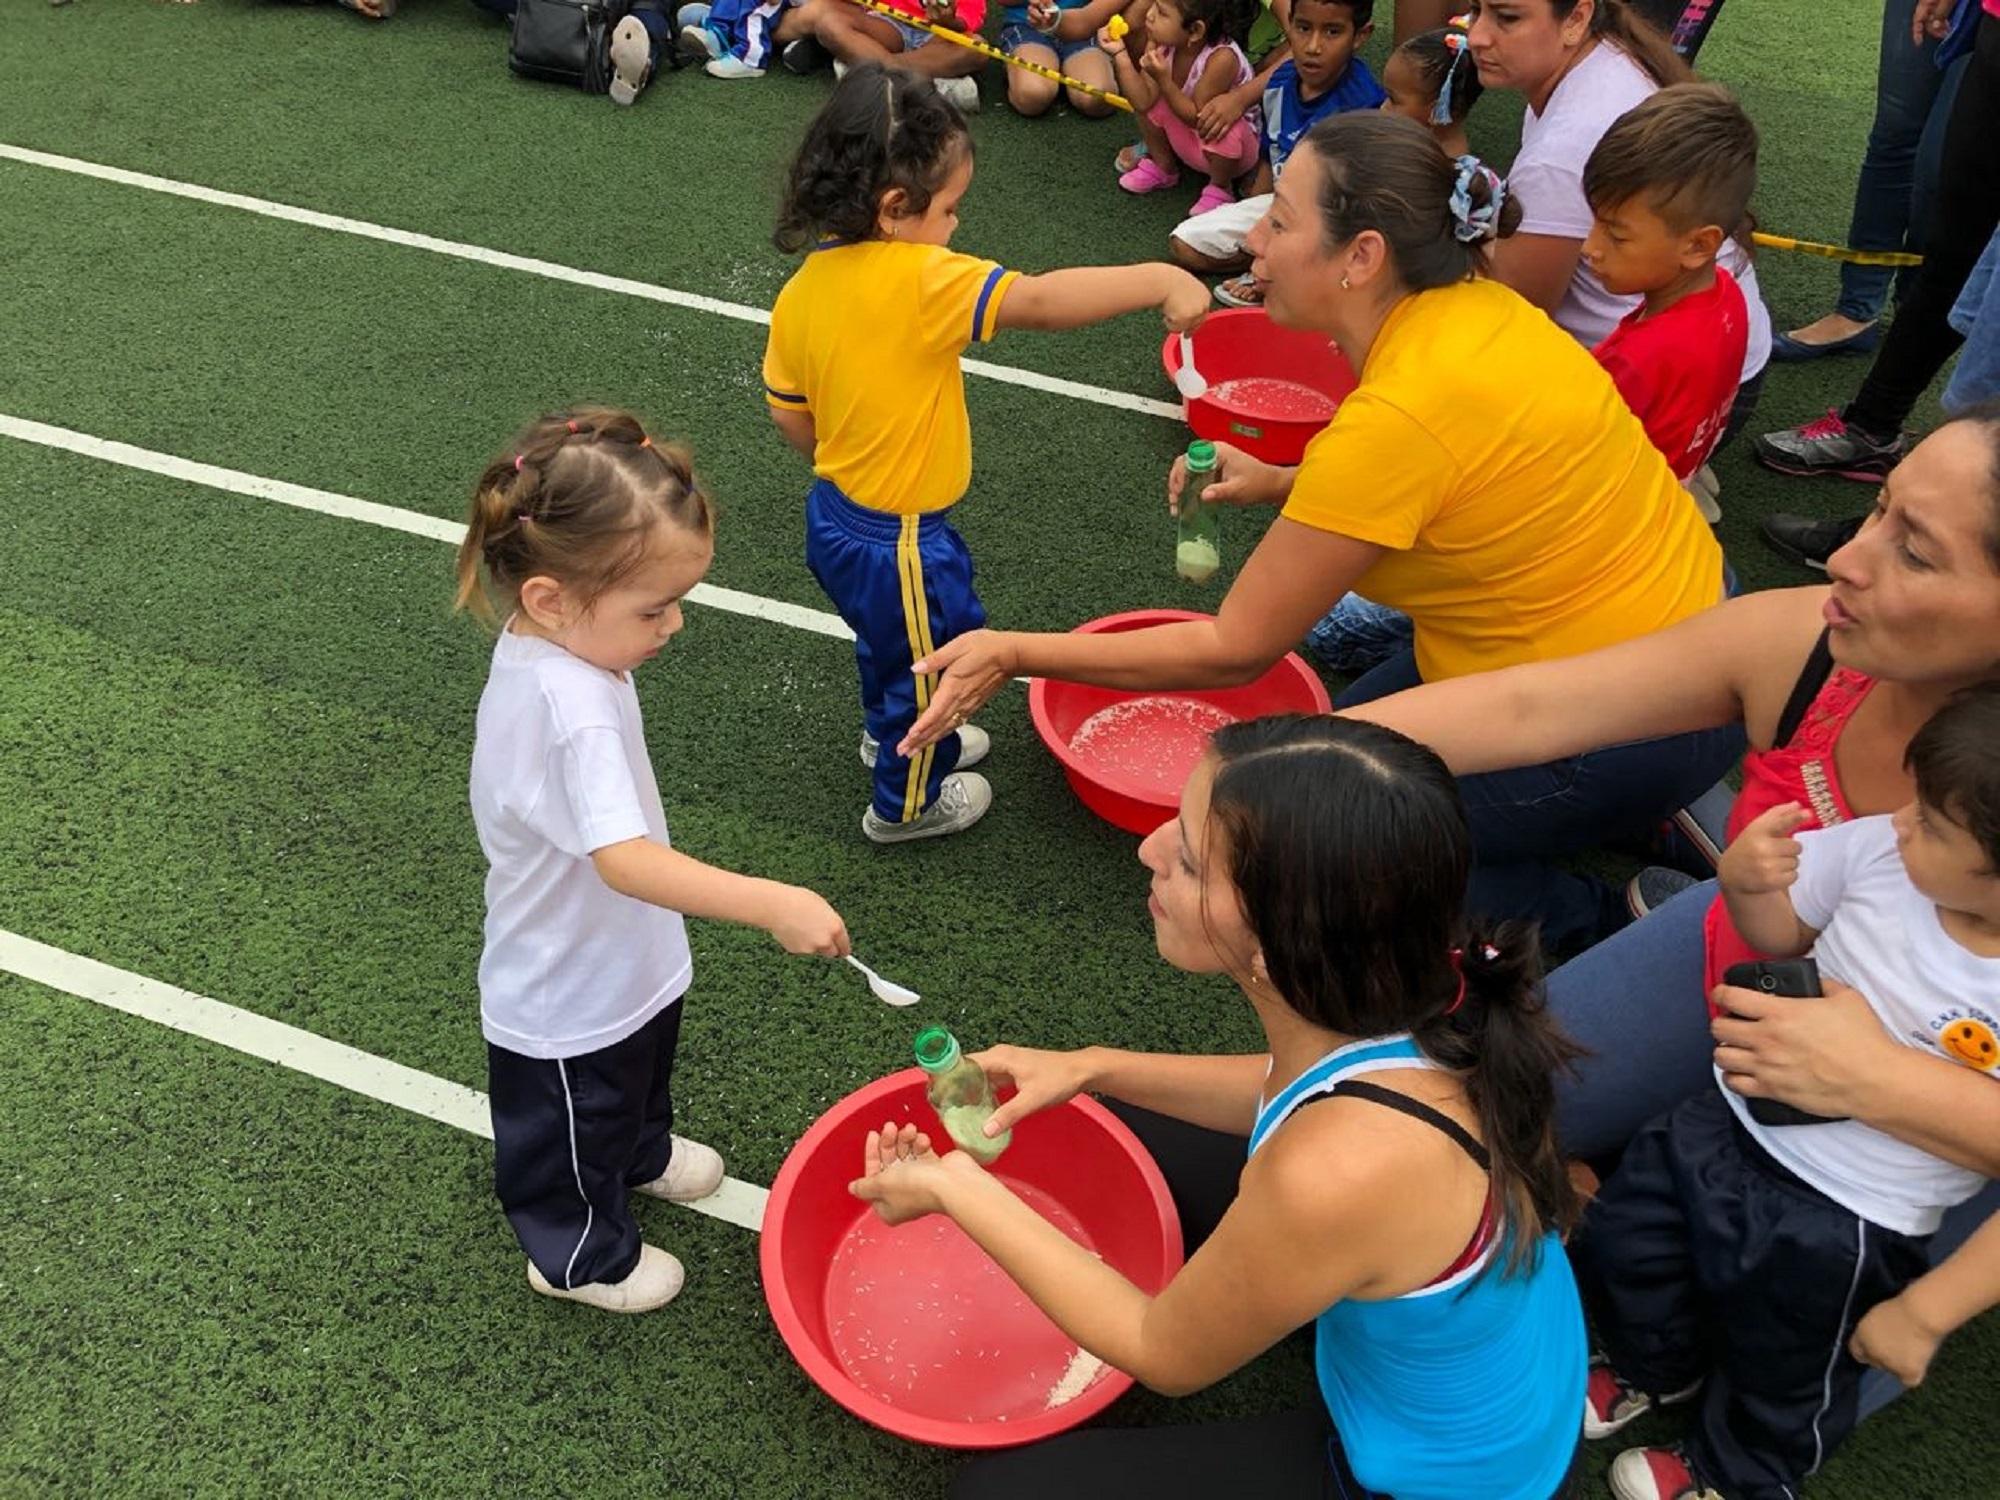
[763,240,1018,516]
[1282,277,1723,682]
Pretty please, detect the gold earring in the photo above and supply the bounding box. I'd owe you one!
[1340,274,1351,290]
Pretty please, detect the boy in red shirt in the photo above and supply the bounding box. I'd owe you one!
[1581,84,1759,521]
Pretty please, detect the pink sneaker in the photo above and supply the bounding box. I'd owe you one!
[1118,156,1181,195]
[1189,183,1235,216]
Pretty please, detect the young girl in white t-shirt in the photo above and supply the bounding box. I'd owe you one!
[1573,681,2000,1500]
[455,407,849,1314]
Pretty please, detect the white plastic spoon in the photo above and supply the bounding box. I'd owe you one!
[1174,331,1209,399]
[846,954,921,1007]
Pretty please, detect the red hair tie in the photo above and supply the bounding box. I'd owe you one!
[565,419,580,434]
[1445,947,1467,1015]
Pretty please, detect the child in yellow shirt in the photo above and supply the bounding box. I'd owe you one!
[764,63,1208,843]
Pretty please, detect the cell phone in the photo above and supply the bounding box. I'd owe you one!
[1721,959,1850,1127]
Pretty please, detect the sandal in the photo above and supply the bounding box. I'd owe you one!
[1113,142,1151,175]
[1213,273,1264,308]
[1118,156,1181,195]
[1189,183,1236,216]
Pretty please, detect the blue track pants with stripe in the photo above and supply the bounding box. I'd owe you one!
[805,479,983,824]
[487,1002,681,1289]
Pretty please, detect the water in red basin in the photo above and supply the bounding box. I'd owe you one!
[824,1179,1106,1425]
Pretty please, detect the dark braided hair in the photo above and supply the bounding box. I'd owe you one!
[774,63,973,253]
[454,406,713,624]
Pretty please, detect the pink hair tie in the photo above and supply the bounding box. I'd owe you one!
[565,419,580,434]
[513,454,525,472]
[640,435,653,451]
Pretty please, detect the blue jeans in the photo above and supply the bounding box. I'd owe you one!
[1837,0,1967,322]
[1544,876,2000,1420]
[1329,641,1747,952]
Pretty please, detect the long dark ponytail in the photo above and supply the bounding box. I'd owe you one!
[1204,715,1582,1270]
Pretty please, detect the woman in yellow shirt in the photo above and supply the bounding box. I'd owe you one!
[910,111,1739,949]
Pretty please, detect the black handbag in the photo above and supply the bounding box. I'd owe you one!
[508,0,631,92]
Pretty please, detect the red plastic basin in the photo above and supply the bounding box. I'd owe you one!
[1162,307,1357,464]
[1029,609,1334,837]
[760,1068,1182,1450]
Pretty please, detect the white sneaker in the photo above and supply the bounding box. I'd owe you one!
[935,75,980,112]
[633,1136,726,1202]
[705,52,767,77]
[527,1243,684,1313]
[861,772,993,844]
[608,16,652,105]
[860,724,989,770]
[1684,463,1721,524]
[833,58,849,80]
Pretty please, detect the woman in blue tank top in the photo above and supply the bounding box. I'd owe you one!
[852,714,1588,1498]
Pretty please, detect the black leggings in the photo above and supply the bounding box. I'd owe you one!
[1846,10,2000,437]
[950,1104,1581,1500]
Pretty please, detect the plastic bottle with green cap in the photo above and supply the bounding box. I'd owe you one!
[1176,441,1222,584]
[913,1026,1011,1164]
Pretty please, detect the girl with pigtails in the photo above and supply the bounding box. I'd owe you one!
[456,407,849,1314]
[852,714,1588,1498]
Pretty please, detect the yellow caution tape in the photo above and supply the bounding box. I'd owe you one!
[1750,232,1923,268]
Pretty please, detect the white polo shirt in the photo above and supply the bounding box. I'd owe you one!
[1723,815,2000,1236]
[470,627,692,1060]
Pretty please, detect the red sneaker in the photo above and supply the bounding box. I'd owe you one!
[1608,1446,1725,1500]
[1584,1359,1701,1439]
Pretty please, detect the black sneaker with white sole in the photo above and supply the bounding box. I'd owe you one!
[1756,510,1865,574]
[1626,866,1698,921]
[780,35,829,73]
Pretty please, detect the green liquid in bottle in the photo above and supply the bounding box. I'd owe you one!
[1176,441,1222,584]
[913,1026,1011,1164]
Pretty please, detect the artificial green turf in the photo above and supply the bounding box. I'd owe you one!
[1,0,1994,1494]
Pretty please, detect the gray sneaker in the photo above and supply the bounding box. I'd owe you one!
[678,20,724,61]
[935,75,981,113]
[1751,410,1908,481]
[862,772,993,844]
[860,724,989,770]
[1626,866,1697,921]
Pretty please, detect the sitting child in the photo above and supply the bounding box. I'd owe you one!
[998,0,1118,117]
[1581,84,1757,518]
[1166,0,1381,298]
[1102,0,1262,216]
[677,0,819,78]
[813,0,989,111]
[1573,681,2000,1500]
[1378,21,1483,159]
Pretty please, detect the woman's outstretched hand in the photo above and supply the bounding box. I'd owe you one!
[969,1045,1096,1137]
[1167,439,1287,515]
[900,629,1018,756]
[849,1121,973,1225]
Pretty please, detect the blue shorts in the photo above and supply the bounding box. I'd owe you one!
[998,22,1099,62]
[884,15,934,49]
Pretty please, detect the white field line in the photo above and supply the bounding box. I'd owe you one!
[0,142,1187,424]
[0,412,855,642]
[0,928,770,1233]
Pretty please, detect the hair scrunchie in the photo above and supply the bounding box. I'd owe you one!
[1449,155,1506,244]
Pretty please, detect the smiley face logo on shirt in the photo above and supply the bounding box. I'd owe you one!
[1939,1017,1999,1072]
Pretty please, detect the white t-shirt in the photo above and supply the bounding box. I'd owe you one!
[1721,815,2000,1236]
[470,628,692,1060]
[1508,42,1772,383]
